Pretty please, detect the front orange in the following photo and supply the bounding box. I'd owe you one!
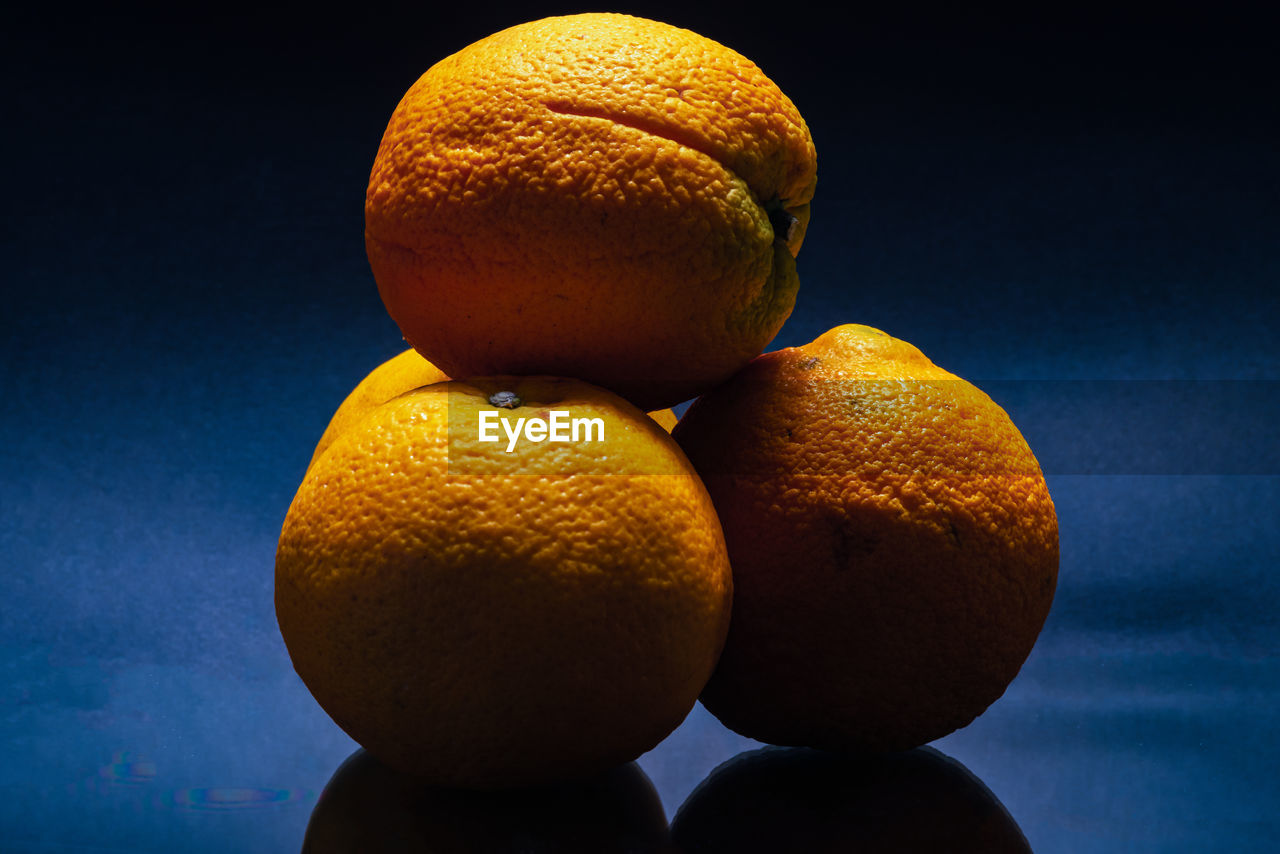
[277,376,732,788]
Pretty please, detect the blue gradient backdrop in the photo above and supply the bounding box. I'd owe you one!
[3,4,1276,851]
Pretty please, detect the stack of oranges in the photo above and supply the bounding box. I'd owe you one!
[276,13,1058,789]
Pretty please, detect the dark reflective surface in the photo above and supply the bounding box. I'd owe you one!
[5,3,1277,852]
[303,752,668,853]
[671,745,1031,853]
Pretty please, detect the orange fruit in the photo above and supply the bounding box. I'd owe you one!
[672,324,1058,752]
[303,750,670,853]
[276,376,732,788]
[308,348,678,470]
[364,13,817,410]
[308,348,449,470]
[647,406,679,433]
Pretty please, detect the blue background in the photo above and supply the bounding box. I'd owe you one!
[3,3,1276,850]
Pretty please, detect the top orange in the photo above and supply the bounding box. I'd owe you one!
[365,13,817,410]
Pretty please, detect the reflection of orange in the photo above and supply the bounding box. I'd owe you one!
[365,13,817,410]
[674,324,1058,752]
[670,746,1032,852]
[277,376,732,787]
[304,750,669,853]
[309,348,679,471]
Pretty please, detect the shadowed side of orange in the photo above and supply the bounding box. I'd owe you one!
[277,376,731,788]
[365,13,817,410]
[673,324,1059,753]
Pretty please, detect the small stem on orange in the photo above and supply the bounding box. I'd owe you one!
[489,391,522,409]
